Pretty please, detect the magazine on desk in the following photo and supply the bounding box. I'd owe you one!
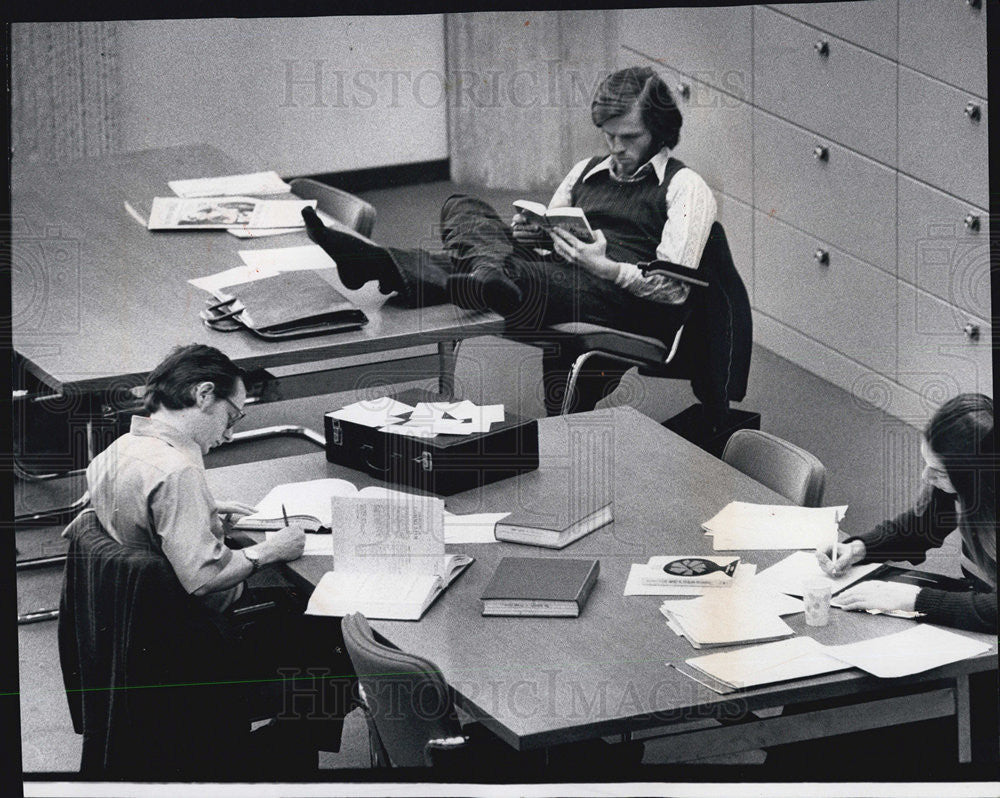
[147,195,316,230]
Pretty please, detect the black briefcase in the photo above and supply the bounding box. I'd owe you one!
[324,389,539,495]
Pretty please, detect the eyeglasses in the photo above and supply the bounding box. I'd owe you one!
[218,395,247,430]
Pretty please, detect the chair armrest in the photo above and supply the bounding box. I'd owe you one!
[548,322,674,365]
[424,735,471,767]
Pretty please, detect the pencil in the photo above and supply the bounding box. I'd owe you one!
[282,504,290,527]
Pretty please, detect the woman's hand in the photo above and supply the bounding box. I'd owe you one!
[815,540,865,577]
[835,580,921,613]
[549,227,618,280]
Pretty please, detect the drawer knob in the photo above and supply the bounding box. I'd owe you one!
[814,249,830,265]
[963,323,980,341]
[676,82,691,100]
[964,101,981,121]
[813,144,829,161]
[814,40,830,57]
[963,214,981,231]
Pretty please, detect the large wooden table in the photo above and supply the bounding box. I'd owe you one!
[11,144,503,395]
[207,407,997,762]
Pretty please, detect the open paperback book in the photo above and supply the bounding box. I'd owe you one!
[512,200,596,244]
[304,494,473,621]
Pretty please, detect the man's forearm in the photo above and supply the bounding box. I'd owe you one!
[192,541,276,596]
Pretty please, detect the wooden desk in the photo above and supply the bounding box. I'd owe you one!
[206,407,997,761]
[11,144,503,395]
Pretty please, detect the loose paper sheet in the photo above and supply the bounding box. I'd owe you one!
[442,512,509,544]
[685,636,850,689]
[752,550,882,597]
[188,265,281,294]
[821,624,993,678]
[169,170,292,197]
[703,502,848,550]
[327,399,415,428]
[237,244,336,273]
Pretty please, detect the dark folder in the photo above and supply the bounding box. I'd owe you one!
[201,270,368,340]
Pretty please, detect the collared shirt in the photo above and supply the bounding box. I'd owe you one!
[549,147,718,304]
[84,415,240,612]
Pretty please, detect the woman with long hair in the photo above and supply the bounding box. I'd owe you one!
[817,392,995,632]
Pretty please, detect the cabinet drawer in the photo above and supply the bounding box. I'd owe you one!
[618,7,752,96]
[754,211,896,374]
[897,282,992,399]
[640,63,752,204]
[753,7,896,164]
[899,0,987,98]
[899,68,989,209]
[714,192,753,304]
[897,174,990,320]
[768,0,897,60]
[754,111,895,273]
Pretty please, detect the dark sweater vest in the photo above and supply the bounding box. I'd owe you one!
[570,155,686,264]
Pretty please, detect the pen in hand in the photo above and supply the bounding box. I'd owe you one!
[282,504,290,527]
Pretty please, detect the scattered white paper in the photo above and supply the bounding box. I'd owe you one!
[442,512,509,544]
[660,592,795,647]
[753,550,882,597]
[624,563,757,596]
[821,624,993,678]
[380,423,438,439]
[703,502,848,550]
[188,265,281,294]
[237,244,335,273]
[685,636,850,690]
[327,399,415,428]
[302,533,334,556]
[226,207,340,238]
[148,196,316,230]
[170,171,292,197]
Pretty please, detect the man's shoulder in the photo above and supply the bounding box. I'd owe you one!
[98,432,202,479]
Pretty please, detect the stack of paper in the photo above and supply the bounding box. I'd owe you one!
[678,636,851,693]
[752,550,882,597]
[702,502,847,550]
[327,397,505,438]
[660,588,799,649]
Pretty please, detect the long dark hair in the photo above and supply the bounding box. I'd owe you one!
[925,393,995,556]
[591,66,683,151]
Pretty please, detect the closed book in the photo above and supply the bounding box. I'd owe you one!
[494,501,612,549]
[481,557,599,617]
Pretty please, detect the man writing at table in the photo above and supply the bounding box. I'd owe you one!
[304,65,723,415]
[84,343,352,770]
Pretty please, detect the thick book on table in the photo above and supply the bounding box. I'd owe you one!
[512,200,596,244]
[304,554,474,621]
[494,501,613,549]
[481,557,600,617]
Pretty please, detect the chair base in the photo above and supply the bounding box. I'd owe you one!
[663,403,761,459]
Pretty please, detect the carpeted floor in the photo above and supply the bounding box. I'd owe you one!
[16,179,958,774]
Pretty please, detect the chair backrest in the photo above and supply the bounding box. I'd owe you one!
[58,510,247,777]
[341,613,464,767]
[289,177,376,238]
[721,429,826,507]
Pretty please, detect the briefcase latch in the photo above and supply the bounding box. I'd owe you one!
[415,451,433,472]
[329,420,342,446]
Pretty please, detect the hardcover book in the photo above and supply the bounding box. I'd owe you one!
[481,557,600,617]
[493,501,613,549]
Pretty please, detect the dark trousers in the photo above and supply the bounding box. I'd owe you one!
[389,195,681,415]
[227,570,356,770]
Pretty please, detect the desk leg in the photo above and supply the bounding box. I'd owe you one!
[956,673,972,763]
[437,340,460,397]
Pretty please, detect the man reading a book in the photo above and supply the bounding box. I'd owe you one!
[84,343,353,772]
[304,66,718,414]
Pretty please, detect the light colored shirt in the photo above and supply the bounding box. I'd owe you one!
[549,148,718,304]
[84,415,240,612]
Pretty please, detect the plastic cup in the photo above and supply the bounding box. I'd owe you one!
[803,581,832,626]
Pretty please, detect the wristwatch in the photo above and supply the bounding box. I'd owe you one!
[244,547,262,575]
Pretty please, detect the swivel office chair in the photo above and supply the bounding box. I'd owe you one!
[290,178,377,238]
[548,222,752,426]
[721,429,827,507]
